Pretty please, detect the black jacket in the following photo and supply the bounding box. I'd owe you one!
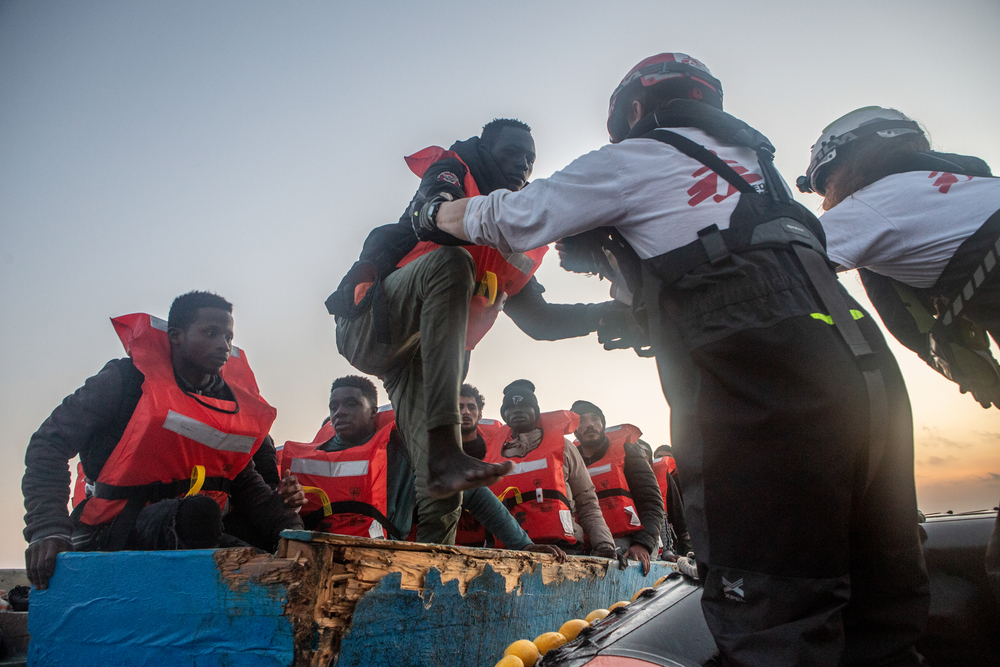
[22,358,302,546]
[578,438,665,554]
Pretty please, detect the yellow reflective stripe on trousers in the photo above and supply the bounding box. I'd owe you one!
[811,310,865,325]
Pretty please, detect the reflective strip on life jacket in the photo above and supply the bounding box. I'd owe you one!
[291,458,370,478]
[162,411,257,453]
[485,410,581,545]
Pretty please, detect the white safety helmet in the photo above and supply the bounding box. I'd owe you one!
[796,106,923,195]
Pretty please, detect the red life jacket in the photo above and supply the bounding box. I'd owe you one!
[651,455,676,510]
[575,424,644,538]
[395,146,549,350]
[485,410,580,545]
[78,313,276,534]
[282,407,396,539]
[454,418,505,547]
[72,461,88,509]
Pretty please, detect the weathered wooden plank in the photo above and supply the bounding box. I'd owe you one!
[28,533,675,667]
[281,532,676,667]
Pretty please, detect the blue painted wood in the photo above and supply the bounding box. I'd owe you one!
[336,560,675,667]
[28,550,295,667]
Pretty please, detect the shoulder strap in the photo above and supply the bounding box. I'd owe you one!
[645,129,756,195]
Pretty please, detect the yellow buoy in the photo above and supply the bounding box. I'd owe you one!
[585,608,609,624]
[494,655,525,667]
[608,600,629,610]
[654,575,671,587]
[631,586,655,602]
[558,618,589,641]
[533,631,568,656]
[503,639,539,667]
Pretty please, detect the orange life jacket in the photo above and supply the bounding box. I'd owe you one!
[576,424,644,538]
[72,461,88,509]
[78,313,276,538]
[485,410,580,545]
[282,407,396,539]
[651,455,676,510]
[454,418,505,547]
[395,146,548,349]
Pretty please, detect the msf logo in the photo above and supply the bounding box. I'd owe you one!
[722,576,745,603]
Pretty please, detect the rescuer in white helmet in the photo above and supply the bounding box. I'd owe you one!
[800,107,1000,409]
[421,54,929,666]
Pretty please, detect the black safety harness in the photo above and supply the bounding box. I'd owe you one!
[633,104,890,490]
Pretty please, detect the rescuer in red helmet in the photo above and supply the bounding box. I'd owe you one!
[426,53,928,665]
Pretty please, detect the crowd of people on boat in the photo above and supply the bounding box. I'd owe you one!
[23,50,1000,666]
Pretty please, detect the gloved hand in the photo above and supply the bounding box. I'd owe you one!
[588,301,653,356]
[408,157,470,245]
[408,193,466,244]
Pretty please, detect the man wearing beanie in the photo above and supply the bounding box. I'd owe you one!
[485,380,616,558]
[571,400,663,575]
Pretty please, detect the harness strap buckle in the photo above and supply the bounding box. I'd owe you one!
[697,225,731,267]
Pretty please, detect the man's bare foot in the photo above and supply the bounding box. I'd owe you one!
[427,453,513,499]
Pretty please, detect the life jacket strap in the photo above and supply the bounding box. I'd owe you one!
[500,488,571,510]
[595,487,634,500]
[93,476,233,503]
[302,501,404,540]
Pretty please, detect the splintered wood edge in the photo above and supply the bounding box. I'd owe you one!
[276,534,623,667]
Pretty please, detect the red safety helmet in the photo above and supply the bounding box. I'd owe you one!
[607,53,723,143]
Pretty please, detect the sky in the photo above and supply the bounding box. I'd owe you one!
[2,0,999,568]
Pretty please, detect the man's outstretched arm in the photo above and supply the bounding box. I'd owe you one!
[504,278,627,342]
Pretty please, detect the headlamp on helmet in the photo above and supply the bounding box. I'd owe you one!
[607,53,723,144]
[796,106,922,195]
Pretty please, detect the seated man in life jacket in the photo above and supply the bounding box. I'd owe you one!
[326,119,634,545]
[570,400,663,575]
[650,444,692,560]
[454,383,504,546]
[23,292,304,590]
[484,380,616,559]
[283,375,565,560]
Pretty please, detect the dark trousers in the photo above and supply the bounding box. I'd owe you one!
[665,313,929,666]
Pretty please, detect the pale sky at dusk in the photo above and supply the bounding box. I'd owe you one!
[2,1,998,567]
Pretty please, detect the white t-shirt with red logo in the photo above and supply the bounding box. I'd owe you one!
[463,127,776,260]
[820,171,1000,288]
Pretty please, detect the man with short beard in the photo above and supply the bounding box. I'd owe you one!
[572,400,662,575]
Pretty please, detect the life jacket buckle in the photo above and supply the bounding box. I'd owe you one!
[475,271,499,306]
[697,225,731,266]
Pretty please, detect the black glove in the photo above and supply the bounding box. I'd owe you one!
[408,158,469,244]
[588,301,654,356]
